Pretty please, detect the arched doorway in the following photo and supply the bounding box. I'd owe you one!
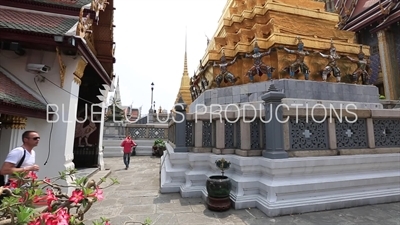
[73,65,105,168]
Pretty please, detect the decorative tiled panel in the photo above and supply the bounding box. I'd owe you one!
[235,121,241,149]
[250,119,262,149]
[289,117,329,150]
[185,121,194,147]
[168,124,175,143]
[373,119,400,147]
[335,119,368,149]
[149,128,165,139]
[369,53,380,84]
[261,120,266,149]
[129,127,146,139]
[202,121,213,147]
[225,120,235,148]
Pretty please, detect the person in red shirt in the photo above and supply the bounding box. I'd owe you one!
[120,135,136,170]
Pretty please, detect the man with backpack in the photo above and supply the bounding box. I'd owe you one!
[0,131,40,186]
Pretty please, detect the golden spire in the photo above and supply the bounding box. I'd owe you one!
[183,26,188,77]
[175,27,192,108]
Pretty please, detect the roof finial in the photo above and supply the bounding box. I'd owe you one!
[183,27,188,76]
[185,26,187,54]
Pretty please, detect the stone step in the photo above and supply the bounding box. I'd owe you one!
[103,139,156,146]
[103,146,153,157]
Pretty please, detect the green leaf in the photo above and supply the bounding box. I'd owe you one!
[16,206,35,223]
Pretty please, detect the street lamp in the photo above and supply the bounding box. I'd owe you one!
[153,101,156,113]
[150,82,154,111]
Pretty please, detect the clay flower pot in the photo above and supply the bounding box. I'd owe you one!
[206,175,232,198]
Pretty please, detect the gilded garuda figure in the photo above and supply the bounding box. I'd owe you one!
[314,39,342,82]
[346,46,370,85]
[212,50,239,88]
[281,37,310,80]
[245,41,275,82]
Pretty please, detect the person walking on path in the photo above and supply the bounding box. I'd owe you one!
[121,135,136,170]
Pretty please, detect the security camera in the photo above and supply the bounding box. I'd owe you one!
[26,64,51,73]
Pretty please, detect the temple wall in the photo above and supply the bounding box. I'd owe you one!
[0,49,81,183]
[358,29,381,85]
[163,80,400,216]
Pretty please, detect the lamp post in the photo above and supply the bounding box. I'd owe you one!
[148,82,155,124]
[150,82,154,110]
[153,101,156,113]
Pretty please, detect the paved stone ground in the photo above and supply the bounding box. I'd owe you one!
[84,157,400,225]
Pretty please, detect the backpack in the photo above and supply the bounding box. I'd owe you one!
[0,150,26,186]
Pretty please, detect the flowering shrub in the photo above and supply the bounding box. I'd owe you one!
[0,169,118,225]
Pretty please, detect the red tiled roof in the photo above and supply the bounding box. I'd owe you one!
[351,0,379,18]
[338,0,399,31]
[0,8,78,35]
[0,71,46,111]
[31,0,92,8]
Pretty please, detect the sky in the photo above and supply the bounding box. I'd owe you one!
[112,0,227,115]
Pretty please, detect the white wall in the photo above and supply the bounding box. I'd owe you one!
[0,49,81,180]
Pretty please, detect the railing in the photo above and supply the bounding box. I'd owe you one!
[125,124,168,139]
[103,122,168,140]
[168,89,400,158]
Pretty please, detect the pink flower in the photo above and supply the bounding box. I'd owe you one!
[55,208,70,225]
[28,218,41,225]
[5,179,18,188]
[94,187,104,201]
[69,189,84,204]
[25,171,38,180]
[46,189,57,209]
[40,212,57,225]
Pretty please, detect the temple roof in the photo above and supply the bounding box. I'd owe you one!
[0,71,48,119]
[29,0,92,8]
[337,0,400,31]
[0,7,78,35]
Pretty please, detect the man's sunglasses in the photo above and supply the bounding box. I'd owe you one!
[31,137,40,140]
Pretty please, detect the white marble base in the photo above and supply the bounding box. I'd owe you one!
[160,144,400,217]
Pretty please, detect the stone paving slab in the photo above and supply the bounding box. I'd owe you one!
[84,157,400,225]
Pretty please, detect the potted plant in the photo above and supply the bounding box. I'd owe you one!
[152,139,166,157]
[206,158,232,211]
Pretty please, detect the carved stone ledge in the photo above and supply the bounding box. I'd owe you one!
[212,148,236,155]
[288,149,338,157]
[339,148,400,155]
[191,147,212,153]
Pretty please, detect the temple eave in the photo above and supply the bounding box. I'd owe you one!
[222,3,340,28]
[202,33,370,63]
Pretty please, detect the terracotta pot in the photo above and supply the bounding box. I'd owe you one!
[206,175,231,198]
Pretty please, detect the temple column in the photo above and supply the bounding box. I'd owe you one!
[174,97,188,152]
[377,30,399,100]
[96,104,107,171]
[261,84,288,159]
